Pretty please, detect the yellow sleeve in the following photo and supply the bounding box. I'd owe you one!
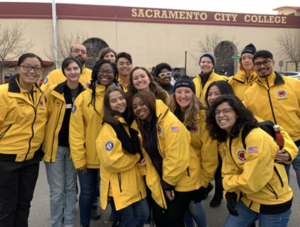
[69,94,87,169]
[223,132,274,195]
[96,124,140,172]
[40,76,51,93]
[280,127,298,164]
[161,118,190,187]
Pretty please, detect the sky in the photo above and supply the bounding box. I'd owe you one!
[2,0,300,15]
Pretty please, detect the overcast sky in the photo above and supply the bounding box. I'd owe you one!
[2,0,300,15]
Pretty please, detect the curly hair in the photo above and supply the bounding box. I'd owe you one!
[127,66,167,104]
[205,81,235,107]
[154,63,172,77]
[206,94,257,142]
[167,93,206,129]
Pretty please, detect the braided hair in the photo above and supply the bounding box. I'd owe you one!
[88,59,118,115]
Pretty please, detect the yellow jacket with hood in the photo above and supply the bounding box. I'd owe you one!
[132,100,199,209]
[96,117,146,211]
[193,72,227,106]
[222,126,293,214]
[41,66,92,92]
[0,78,47,162]
[228,69,259,101]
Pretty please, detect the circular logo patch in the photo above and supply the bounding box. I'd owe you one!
[105,141,114,151]
[39,99,44,108]
[277,89,287,98]
[85,82,91,88]
[71,105,76,113]
[157,126,163,136]
[237,150,246,162]
[190,125,199,134]
[43,78,48,84]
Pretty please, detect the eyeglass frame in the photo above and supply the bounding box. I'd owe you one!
[71,49,87,55]
[19,65,42,73]
[214,108,233,117]
[158,71,172,77]
[98,70,114,75]
[253,59,272,68]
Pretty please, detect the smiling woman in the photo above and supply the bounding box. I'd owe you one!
[154,62,174,95]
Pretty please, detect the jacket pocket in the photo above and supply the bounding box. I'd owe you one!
[296,112,300,120]
[274,166,284,188]
[118,173,122,193]
[0,124,12,140]
[266,183,278,199]
[186,167,190,177]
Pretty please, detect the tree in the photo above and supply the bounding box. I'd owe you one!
[276,31,300,71]
[0,23,34,82]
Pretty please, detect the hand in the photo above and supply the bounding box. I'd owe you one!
[165,190,175,201]
[226,192,239,216]
[217,178,224,191]
[138,158,146,166]
[76,166,87,174]
[275,149,291,163]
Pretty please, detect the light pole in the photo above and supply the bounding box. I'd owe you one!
[184,48,188,75]
[52,0,59,69]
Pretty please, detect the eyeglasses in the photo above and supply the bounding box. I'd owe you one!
[158,71,172,77]
[253,59,272,68]
[72,49,87,55]
[19,65,42,73]
[98,70,114,75]
[214,108,233,116]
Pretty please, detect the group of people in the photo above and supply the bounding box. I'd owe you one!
[0,42,299,227]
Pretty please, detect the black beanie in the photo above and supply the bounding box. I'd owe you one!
[61,57,83,76]
[241,43,256,56]
[199,52,216,66]
[174,75,195,94]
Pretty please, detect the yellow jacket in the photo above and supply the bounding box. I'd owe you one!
[0,78,47,161]
[133,100,199,208]
[193,72,227,106]
[69,84,108,169]
[244,72,300,143]
[42,81,84,162]
[228,70,259,101]
[190,110,219,187]
[96,117,146,211]
[41,66,92,92]
[222,126,293,213]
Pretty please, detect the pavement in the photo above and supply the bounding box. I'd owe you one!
[29,164,300,227]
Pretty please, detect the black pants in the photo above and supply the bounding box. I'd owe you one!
[152,190,195,227]
[0,151,40,227]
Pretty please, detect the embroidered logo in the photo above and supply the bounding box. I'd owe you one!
[237,150,246,162]
[191,125,199,134]
[86,82,91,88]
[105,141,114,151]
[157,126,163,135]
[277,89,287,98]
[71,105,76,113]
[43,78,48,84]
[39,99,44,108]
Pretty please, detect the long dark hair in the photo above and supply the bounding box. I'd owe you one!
[103,87,128,126]
[205,80,235,107]
[88,59,118,115]
[206,94,257,142]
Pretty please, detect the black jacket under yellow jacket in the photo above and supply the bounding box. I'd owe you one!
[0,78,47,162]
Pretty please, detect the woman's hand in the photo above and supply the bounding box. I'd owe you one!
[165,190,175,201]
[76,165,87,174]
[275,149,291,163]
[138,158,146,166]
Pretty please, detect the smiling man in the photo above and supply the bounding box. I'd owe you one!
[243,50,300,188]
[41,44,92,92]
[116,52,133,91]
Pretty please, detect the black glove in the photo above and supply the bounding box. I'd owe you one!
[194,186,208,203]
[225,192,239,216]
[217,178,224,191]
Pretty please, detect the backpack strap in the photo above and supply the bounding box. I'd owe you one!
[241,124,253,150]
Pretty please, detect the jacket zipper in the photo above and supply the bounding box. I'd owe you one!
[266,80,277,124]
[50,103,63,162]
[118,173,122,192]
[0,124,12,140]
[266,183,278,199]
[274,166,284,187]
[229,136,241,169]
[248,201,253,208]
[24,105,37,161]
[186,167,190,177]
[296,113,300,120]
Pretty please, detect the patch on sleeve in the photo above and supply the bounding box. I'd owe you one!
[171,126,179,132]
[71,105,76,113]
[237,150,246,161]
[190,125,198,134]
[43,78,48,84]
[157,125,163,135]
[105,141,114,151]
[38,99,44,108]
[85,82,91,88]
[248,146,259,153]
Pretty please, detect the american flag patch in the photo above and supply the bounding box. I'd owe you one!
[248,146,259,153]
[171,126,179,132]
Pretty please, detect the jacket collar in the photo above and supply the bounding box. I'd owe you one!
[8,77,41,94]
[155,100,169,123]
[54,80,85,94]
[257,71,285,87]
[232,70,258,83]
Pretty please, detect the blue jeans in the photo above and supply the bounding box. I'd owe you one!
[285,144,300,188]
[119,198,149,227]
[77,168,99,225]
[110,198,121,223]
[224,200,291,227]
[93,173,100,206]
[45,146,77,227]
[184,201,207,227]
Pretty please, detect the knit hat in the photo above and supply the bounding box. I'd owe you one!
[174,75,195,94]
[4,73,12,78]
[61,57,82,76]
[199,53,216,66]
[241,43,256,56]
